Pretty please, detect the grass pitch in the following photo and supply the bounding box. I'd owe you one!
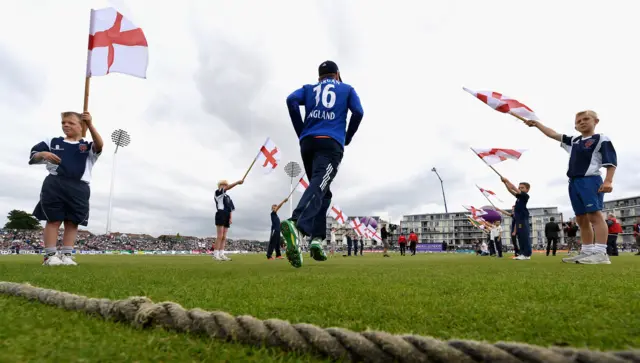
[1,253,639,362]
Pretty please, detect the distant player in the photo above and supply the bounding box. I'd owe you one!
[267,200,287,260]
[213,179,243,261]
[501,178,532,260]
[525,110,617,264]
[280,60,364,268]
[30,111,103,266]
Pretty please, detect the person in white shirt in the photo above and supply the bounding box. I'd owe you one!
[490,220,504,258]
[329,228,336,258]
[481,241,489,256]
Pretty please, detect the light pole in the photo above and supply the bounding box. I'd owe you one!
[284,161,302,218]
[431,167,448,214]
[106,129,131,234]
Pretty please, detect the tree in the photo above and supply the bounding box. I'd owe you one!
[4,210,41,230]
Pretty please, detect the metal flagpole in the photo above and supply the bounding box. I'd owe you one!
[106,129,131,235]
[283,161,301,218]
[431,167,448,214]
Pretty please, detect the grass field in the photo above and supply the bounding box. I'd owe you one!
[1,253,639,362]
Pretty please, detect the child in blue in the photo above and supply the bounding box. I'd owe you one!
[30,111,103,266]
[280,60,364,268]
[525,110,617,264]
[501,178,532,260]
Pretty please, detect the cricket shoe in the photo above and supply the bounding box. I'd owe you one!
[309,238,327,261]
[576,253,611,265]
[42,253,63,266]
[514,255,530,260]
[60,254,78,266]
[562,253,591,263]
[280,219,304,268]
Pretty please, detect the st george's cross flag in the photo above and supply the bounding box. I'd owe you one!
[366,224,382,243]
[295,175,309,193]
[349,218,364,237]
[463,87,539,121]
[328,205,348,225]
[463,205,488,219]
[476,185,504,203]
[87,8,149,78]
[471,148,524,166]
[256,138,281,173]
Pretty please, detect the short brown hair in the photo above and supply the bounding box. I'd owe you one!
[61,111,82,122]
[519,182,531,190]
[576,110,598,120]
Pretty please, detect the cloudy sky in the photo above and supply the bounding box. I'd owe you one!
[1,0,639,239]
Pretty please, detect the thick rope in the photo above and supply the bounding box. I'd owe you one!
[1,281,638,363]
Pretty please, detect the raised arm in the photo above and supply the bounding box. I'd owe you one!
[225,179,244,191]
[274,197,289,213]
[500,177,519,196]
[524,120,562,142]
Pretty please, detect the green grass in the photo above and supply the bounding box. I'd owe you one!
[1,253,639,362]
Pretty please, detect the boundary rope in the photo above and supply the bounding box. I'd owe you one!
[1,281,638,363]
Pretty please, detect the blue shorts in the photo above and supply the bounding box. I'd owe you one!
[569,175,604,216]
[33,175,91,226]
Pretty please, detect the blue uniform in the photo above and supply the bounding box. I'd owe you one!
[561,134,617,215]
[267,211,282,258]
[514,192,531,257]
[285,77,364,240]
[214,188,235,228]
[286,78,364,147]
[29,137,101,226]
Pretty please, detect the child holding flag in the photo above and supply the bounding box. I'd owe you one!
[30,111,103,266]
[501,178,532,260]
[524,110,617,264]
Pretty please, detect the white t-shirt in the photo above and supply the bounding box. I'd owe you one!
[330,231,336,243]
[481,242,488,252]
[490,225,502,240]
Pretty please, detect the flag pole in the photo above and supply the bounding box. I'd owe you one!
[508,111,528,122]
[82,77,91,138]
[469,147,503,178]
[242,137,269,182]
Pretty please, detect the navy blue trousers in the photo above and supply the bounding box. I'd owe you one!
[515,220,531,257]
[292,137,343,240]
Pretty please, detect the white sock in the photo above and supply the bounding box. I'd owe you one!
[581,244,594,255]
[594,243,607,255]
[220,250,225,256]
[213,250,219,257]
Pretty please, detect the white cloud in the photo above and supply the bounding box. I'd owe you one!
[0,0,638,239]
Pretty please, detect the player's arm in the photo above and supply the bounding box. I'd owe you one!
[598,136,617,193]
[286,87,306,138]
[524,120,562,142]
[344,87,364,146]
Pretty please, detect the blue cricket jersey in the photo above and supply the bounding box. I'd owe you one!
[561,134,617,178]
[286,78,364,147]
[29,137,100,183]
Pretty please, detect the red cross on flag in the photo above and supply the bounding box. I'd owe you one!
[463,87,539,121]
[463,205,488,219]
[476,185,504,203]
[87,8,149,78]
[328,205,347,225]
[349,219,364,237]
[470,147,524,166]
[295,175,309,193]
[256,138,281,174]
[366,224,382,243]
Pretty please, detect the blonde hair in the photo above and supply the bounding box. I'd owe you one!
[575,110,598,120]
[217,180,228,188]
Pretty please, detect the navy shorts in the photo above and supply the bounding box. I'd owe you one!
[215,210,230,228]
[569,176,604,216]
[33,175,91,226]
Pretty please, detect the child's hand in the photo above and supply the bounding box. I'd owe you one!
[500,176,508,183]
[237,179,244,185]
[38,152,61,164]
[524,120,538,127]
[81,112,92,127]
[598,181,613,193]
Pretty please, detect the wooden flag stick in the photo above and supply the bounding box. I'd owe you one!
[242,138,269,182]
[81,76,91,137]
[508,111,528,122]
[469,147,503,178]
[275,173,306,213]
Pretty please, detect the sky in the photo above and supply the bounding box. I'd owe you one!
[1,0,639,240]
